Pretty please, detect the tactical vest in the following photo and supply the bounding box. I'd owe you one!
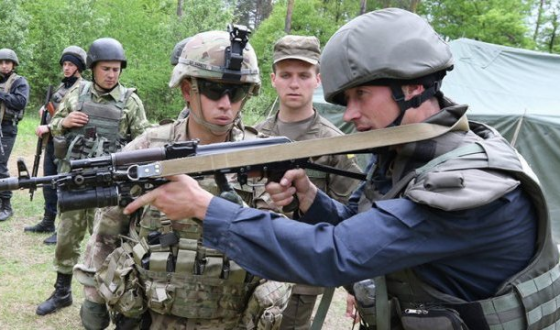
[95,121,290,329]
[0,73,23,122]
[63,81,135,161]
[356,122,560,330]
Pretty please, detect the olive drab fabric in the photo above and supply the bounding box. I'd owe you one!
[50,80,149,172]
[320,8,453,106]
[82,119,291,329]
[355,105,560,329]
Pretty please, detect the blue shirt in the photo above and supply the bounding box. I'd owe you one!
[203,184,536,301]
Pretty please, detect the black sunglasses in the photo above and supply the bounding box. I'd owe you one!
[196,79,251,103]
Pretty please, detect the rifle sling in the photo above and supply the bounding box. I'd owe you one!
[151,116,468,177]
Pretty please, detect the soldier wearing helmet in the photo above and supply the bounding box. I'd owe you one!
[75,28,291,330]
[124,8,560,330]
[0,48,30,222]
[35,37,150,317]
[24,45,88,245]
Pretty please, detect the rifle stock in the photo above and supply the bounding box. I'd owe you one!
[30,85,53,201]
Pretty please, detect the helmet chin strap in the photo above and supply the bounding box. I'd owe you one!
[388,81,441,127]
[189,77,249,135]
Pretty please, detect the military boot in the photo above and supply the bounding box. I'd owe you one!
[0,198,13,221]
[43,232,57,245]
[36,272,73,315]
[24,212,56,233]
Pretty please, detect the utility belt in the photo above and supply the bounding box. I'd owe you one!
[1,118,18,126]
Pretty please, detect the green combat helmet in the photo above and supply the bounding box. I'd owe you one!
[86,37,127,69]
[321,8,453,125]
[60,46,87,70]
[0,48,19,66]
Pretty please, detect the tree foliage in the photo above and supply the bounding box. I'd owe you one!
[2,0,560,123]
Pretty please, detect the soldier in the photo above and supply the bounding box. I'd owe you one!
[0,48,30,221]
[125,8,560,330]
[256,35,362,330]
[24,46,88,245]
[36,37,150,316]
[76,29,291,330]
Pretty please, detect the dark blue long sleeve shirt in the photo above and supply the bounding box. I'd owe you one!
[203,185,536,301]
[0,74,29,111]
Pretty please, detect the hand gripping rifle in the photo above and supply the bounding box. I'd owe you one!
[1,136,366,212]
[30,85,54,201]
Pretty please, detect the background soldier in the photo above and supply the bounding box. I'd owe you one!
[24,45,88,246]
[36,37,150,316]
[76,30,291,330]
[256,35,361,330]
[0,48,30,221]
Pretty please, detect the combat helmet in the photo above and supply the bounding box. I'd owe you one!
[170,37,192,66]
[60,46,87,71]
[0,48,19,66]
[168,28,260,92]
[321,8,453,113]
[86,38,127,69]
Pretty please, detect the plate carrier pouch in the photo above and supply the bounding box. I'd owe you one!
[0,73,23,122]
[95,121,291,329]
[58,81,135,164]
[355,121,560,330]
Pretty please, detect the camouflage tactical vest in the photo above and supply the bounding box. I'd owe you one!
[95,120,291,329]
[63,81,135,161]
[0,73,22,122]
[356,121,560,330]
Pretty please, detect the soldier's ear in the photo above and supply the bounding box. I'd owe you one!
[181,80,192,103]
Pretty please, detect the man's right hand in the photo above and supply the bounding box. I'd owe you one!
[62,111,89,128]
[35,125,49,137]
[265,169,317,214]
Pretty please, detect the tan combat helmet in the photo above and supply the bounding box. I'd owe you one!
[169,27,260,134]
[168,29,260,92]
[321,8,453,124]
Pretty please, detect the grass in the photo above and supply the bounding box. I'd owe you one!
[0,116,84,329]
[0,115,352,330]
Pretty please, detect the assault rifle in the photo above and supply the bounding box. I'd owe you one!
[30,85,54,201]
[0,136,366,212]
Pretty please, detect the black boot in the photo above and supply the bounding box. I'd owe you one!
[36,272,73,315]
[0,198,13,221]
[43,232,57,245]
[24,212,56,233]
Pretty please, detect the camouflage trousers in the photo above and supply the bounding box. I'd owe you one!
[148,312,244,330]
[54,207,95,274]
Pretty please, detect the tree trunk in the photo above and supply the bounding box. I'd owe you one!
[285,0,294,33]
[177,0,183,18]
[533,0,545,42]
[410,0,421,13]
[360,0,367,15]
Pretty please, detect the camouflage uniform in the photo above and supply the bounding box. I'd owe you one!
[50,81,150,274]
[257,35,362,330]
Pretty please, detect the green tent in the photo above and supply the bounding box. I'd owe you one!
[314,38,560,243]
